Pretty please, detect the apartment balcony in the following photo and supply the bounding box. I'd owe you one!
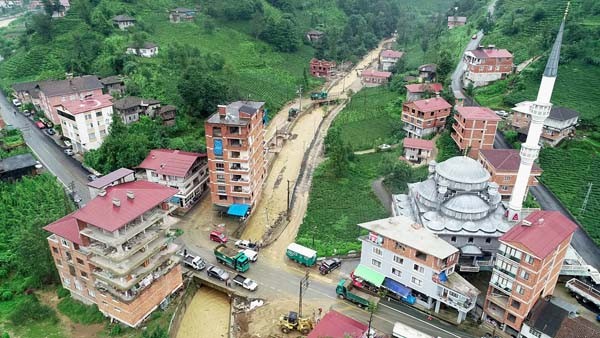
[230,175,249,183]
[229,164,249,172]
[403,124,422,136]
[487,289,509,308]
[497,250,521,263]
[91,236,171,276]
[87,227,165,262]
[434,272,479,312]
[489,280,512,295]
[485,302,506,322]
[459,257,494,273]
[232,186,251,194]
[80,208,167,247]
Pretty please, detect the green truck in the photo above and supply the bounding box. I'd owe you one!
[286,243,317,267]
[214,244,250,272]
[336,279,379,308]
[310,91,328,100]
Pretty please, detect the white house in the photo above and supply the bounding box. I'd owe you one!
[55,94,114,153]
[379,49,404,72]
[112,15,136,30]
[126,43,159,58]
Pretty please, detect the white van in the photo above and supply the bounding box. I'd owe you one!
[240,249,258,262]
[392,322,435,338]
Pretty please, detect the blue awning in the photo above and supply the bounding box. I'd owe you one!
[383,278,410,297]
[227,204,250,217]
[214,139,223,156]
[439,271,448,282]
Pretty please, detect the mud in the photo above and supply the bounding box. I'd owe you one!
[176,288,231,338]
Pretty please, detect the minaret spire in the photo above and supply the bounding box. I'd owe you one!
[507,3,569,222]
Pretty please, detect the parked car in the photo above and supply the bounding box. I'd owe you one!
[23,110,31,117]
[209,231,228,243]
[471,34,478,39]
[64,148,74,156]
[206,265,229,281]
[378,144,392,151]
[235,239,259,251]
[495,110,509,118]
[319,258,342,275]
[239,249,258,262]
[44,128,56,136]
[44,120,54,128]
[87,174,98,181]
[63,140,72,148]
[35,121,46,129]
[35,161,43,169]
[12,98,21,107]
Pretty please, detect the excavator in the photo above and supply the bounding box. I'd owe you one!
[278,311,314,334]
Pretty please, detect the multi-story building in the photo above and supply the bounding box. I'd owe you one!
[310,58,336,77]
[451,106,500,158]
[137,149,209,210]
[358,216,480,323]
[405,83,442,102]
[112,96,161,125]
[379,49,404,71]
[43,181,182,328]
[511,101,579,146]
[478,149,542,199]
[402,138,433,164]
[463,46,513,88]
[56,94,114,154]
[112,15,136,30]
[126,43,159,58]
[402,97,452,138]
[483,210,577,335]
[205,101,267,215]
[37,75,104,124]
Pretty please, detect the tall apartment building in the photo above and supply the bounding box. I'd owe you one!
[137,149,209,209]
[205,101,267,215]
[358,216,480,323]
[43,181,183,327]
[463,47,513,88]
[478,149,542,199]
[56,94,114,154]
[483,210,577,335]
[451,106,500,158]
[39,75,104,123]
[402,97,452,138]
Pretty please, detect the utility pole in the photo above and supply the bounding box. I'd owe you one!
[580,182,593,216]
[297,86,303,113]
[298,271,310,317]
[287,179,291,220]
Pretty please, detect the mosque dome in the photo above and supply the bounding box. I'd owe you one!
[435,156,490,186]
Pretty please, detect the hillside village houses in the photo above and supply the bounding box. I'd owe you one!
[112,15,136,30]
[305,29,324,42]
[56,94,114,154]
[418,63,437,82]
[519,298,600,338]
[405,83,443,102]
[511,102,579,146]
[100,75,126,96]
[169,8,197,23]
[137,149,209,210]
[309,58,336,77]
[447,16,467,29]
[402,138,434,164]
[113,96,160,125]
[401,96,452,138]
[360,69,392,86]
[379,49,403,71]
[478,149,542,199]
[451,106,500,158]
[126,42,159,58]
[463,46,513,87]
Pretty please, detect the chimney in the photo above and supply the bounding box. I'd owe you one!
[126,191,135,199]
[112,198,121,207]
[98,189,107,197]
[218,105,227,116]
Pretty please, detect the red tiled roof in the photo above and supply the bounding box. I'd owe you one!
[72,181,177,232]
[456,106,500,121]
[405,83,443,93]
[361,69,392,78]
[410,97,451,112]
[500,210,578,259]
[57,94,114,115]
[556,316,600,338]
[403,138,434,151]
[479,149,542,173]
[469,48,513,59]
[380,49,404,58]
[307,310,367,338]
[43,214,83,245]
[137,149,206,177]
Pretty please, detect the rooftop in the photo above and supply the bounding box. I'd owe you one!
[12,80,39,93]
[87,168,134,189]
[403,137,434,151]
[137,149,206,177]
[361,69,392,78]
[58,94,113,115]
[513,101,579,121]
[556,316,600,338]
[448,16,467,23]
[479,149,542,173]
[172,7,196,13]
[206,101,265,125]
[37,75,103,98]
[405,83,443,93]
[358,216,458,260]
[380,49,404,58]
[128,42,158,49]
[500,210,578,259]
[526,299,567,337]
[113,14,135,22]
[43,215,83,245]
[72,181,177,232]
[436,156,490,184]
[0,153,37,173]
[113,96,160,110]
[408,97,451,112]
[307,310,367,338]
[456,106,500,121]
[100,75,124,85]
[419,63,437,72]
[468,47,513,59]
[306,29,324,35]
[159,105,176,113]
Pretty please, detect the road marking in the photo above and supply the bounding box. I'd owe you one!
[379,303,463,338]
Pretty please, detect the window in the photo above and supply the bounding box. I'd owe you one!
[451,236,456,242]
[75,279,83,291]
[56,259,62,267]
[501,185,509,191]
[63,277,71,287]
[96,111,102,117]
[516,285,525,295]
[468,237,474,243]
[216,163,224,172]
[413,264,424,274]
[52,246,59,254]
[61,239,70,248]
[415,250,427,261]
[218,195,227,201]
[393,255,403,265]
[491,273,513,291]
[85,114,91,120]
[503,176,511,182]
[486,238,491,244]
[511,299,521,309]
[89,123,94,128]
[392,268,402,277]
[411,277,423,287]
[372,247,382,256]
[88,289,96,298]
[371,259,381,268]
[496,259,517,277]
[525,254,534,265]
[76,258,84,265]
[81,271,88,279]
[216,174,225,183]
[520,270,530,280]
[217,185,226,193]
[69,265,76,276]
[529,327,542,338]
[501,245,522,261]
[507,314,516,323]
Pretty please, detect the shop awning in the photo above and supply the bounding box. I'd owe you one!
[383,278,410,297]
[227,204,250,217]
[353,264,385,287]
[460,244,483,256]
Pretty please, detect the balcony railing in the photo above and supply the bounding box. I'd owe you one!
[88,228,164,262]
[229,164,249,172]
[81,209,166,246]
[91,236,170,276]
[490,281,512,295]
[488,292,509,307]
[496,266,517,279]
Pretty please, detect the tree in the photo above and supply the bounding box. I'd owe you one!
[325,127,352,176]
[436,50,453,84]
[260,13,300,52]
[142,326,168,338]
[29,14,53,41]
[178,66,228,117]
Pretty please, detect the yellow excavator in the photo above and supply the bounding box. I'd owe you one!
[278,311,314,335]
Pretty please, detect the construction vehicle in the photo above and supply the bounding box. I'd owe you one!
[214,244,250,272]
[310,91,328,100]
[278,311,314,334]
[336,278,379,308]
[288,108,299,120]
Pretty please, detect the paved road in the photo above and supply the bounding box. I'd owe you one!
[493,132,600,269]
[0,93,91,204]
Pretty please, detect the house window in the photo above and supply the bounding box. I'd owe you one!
[529,327,542,338]
[81,271,88,279]
[507,314,516,323]
[61,239,70,248]
[511,299,521,309]
[371,259,381,268]
[501,185,509,191]
[525,254,534,265]
[76,258,84,265]
[63,277,71,287]
[96,111,102,117]
[52,246,59,254]
[56,259,62,267]
[451,236,456,242]
[85,114,91,120]
[395,242,405,251]
[88,289,96,298]
[217,185,226,193]
[516,285,525,295]
[392,268,402,277]
[503,176,511,182]
[218,195,227,201]
[468,237,474,243]
[415,250,427,261]
[486,238,492,244]
[411,277,423,287]
[393,255,403,265]
[216,174,225,183]
[216,163,224,171]
[413,264,424,274]
[68,265,76,276]
[74,279,83,291]
[372,247,382,256]
[520,270,530,280]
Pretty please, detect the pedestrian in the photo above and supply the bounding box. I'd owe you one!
[13,110,16,115]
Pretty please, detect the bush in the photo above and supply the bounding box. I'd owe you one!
[1,290,12,301]
[56,286,70,299]
[57,296,105,324]
[109,324,122,336]
[8,295,57,325]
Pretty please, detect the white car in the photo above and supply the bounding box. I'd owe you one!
[239,249,258,262]
[378,144,392,151]
[64,149,74,156]
[12,98,21,107]
[495,110,509,118]
[34,161,43,169]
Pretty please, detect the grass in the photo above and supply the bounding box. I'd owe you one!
[436,130,461,161]
[331,87,401,151]
[0,293,65,338]
[57,296,105,325]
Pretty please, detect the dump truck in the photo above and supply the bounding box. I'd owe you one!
[336,278,379,308]
[214,244,250,272]
[233,274,258,291]
[183,253,206,271]
[286,243,317,267]
[310,91,327,100]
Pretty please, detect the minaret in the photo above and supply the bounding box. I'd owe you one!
[507,4,569,222]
